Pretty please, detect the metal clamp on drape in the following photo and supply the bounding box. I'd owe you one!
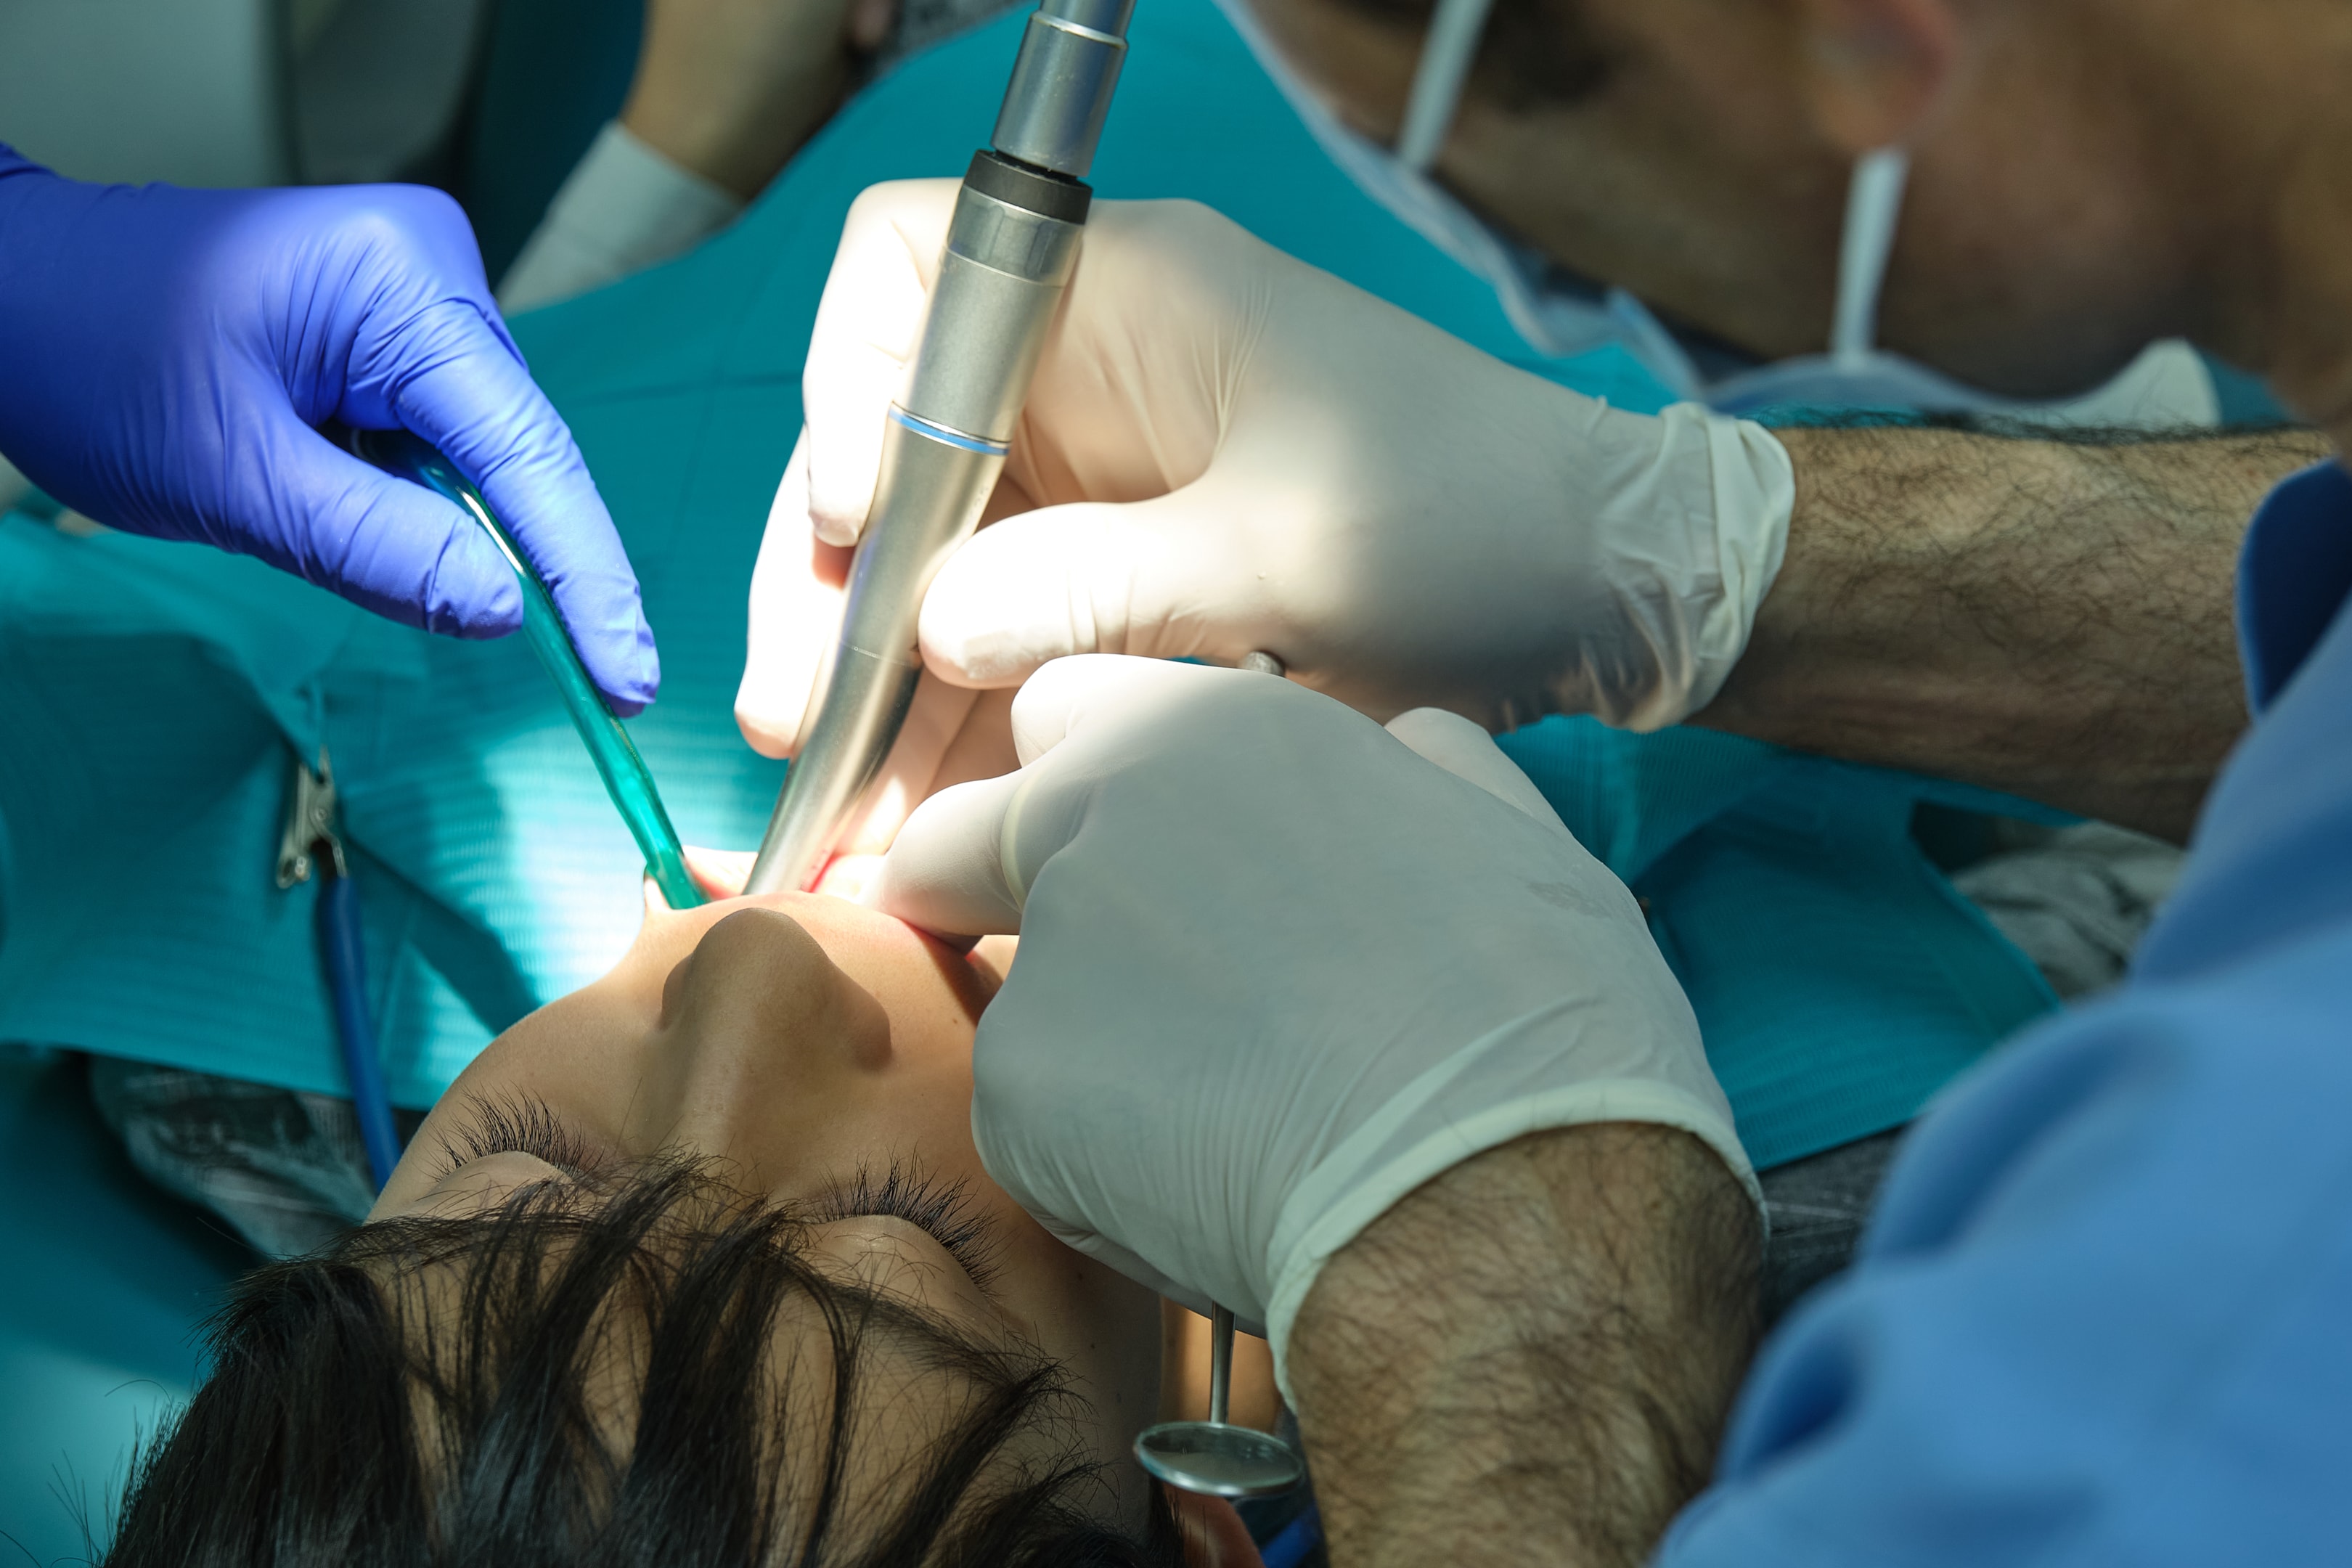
[278,749,401,1191]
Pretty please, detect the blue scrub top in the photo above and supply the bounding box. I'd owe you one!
[1662,461,2352,1562]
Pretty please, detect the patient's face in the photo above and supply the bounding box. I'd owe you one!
[370,889,1164,1524]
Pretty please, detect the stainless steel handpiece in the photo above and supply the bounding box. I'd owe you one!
[744,0,1136,896]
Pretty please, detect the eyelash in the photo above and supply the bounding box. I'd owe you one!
[431,1102,1003,1290]
[435,1094,602,1180]
[810,1162,1005,1292]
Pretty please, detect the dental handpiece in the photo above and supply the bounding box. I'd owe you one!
[743,0,1135,896]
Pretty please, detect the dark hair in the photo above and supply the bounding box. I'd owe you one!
[102,1157,1184,1567]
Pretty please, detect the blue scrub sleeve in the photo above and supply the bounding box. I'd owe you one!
[1659,462,2352,1566]
[1659,936,2352,1565]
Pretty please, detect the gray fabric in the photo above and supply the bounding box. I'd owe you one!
[1955,821,2184,1000]
[84,1056,402,1257]
[1744,822,2188,1316]
[1757,1129,1904,1326]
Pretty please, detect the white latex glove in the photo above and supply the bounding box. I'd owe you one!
[738,183,1794,847]
[869,655,1757,1385]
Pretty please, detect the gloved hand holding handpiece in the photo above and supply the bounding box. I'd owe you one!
[867,654,1757,1386]
[0,148,656,713]
[739,182,1793,846]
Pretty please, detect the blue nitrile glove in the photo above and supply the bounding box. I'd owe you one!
[0,146,657,712]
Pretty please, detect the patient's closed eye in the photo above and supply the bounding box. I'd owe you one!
[435,1095,605,1180]
[811,1163,1005,1292]
[432,1108,1005,1293]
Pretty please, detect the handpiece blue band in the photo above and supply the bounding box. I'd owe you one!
[889,406,1012,456]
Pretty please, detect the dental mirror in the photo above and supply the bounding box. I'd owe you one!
[1133,1304,1307,1499]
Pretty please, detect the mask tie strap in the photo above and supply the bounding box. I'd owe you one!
[1832,147,1910,367]
[1397,0,1498,171]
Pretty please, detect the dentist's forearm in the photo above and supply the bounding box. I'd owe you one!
[1287,1125,1760,1568]
[1694,426,2326,841]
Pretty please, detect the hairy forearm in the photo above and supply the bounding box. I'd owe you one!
[1287,1126,1761,1568]
[1694,425,2328,841]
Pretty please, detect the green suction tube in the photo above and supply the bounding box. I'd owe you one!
[354,428,704,910]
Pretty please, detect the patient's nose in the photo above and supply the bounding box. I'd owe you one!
[634,906,894,1170]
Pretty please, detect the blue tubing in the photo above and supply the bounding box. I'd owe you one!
[318,874,401,1189]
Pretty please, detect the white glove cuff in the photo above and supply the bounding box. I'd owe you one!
[497,122,743,315]
[1262,1070,1758,1400]
[1593,406,1794,732]
[1676,408,1794,723]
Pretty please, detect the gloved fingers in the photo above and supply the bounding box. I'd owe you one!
[968,1139,1225,1318]
[801,179,960,546]
[864,769,1033,934]
[1042,1226,1222,1326]
[386,303,658,714]
[250,414,525,637]
[831,682,1017,858]
[738,437,848,756]
[1383,708,1572,836]
[871,659,1225,930]
[1003,652,1238,766]
[918,491,1257,687]
[974,1100,1259,1327]
[740,441,1000,857]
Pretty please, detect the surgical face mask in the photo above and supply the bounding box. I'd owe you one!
[1214,0,2218,426]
